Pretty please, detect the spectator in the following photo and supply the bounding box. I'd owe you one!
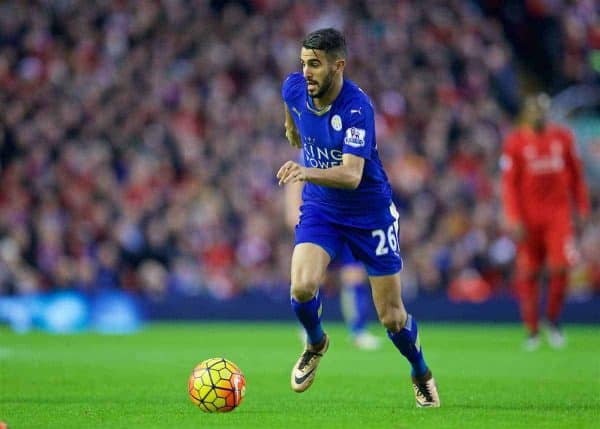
[0,0,597,301]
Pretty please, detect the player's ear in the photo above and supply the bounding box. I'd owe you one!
[335,59,345,73]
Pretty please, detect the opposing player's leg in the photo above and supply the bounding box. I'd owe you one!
[516,270,542,351]
[289,242,331,392]
[370,273,440,408]
[542,267,568,349]
[338,252,381,350]
[514,231,544,350]
[543,226,575,348]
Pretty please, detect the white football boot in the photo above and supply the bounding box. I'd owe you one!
[290,334,329,393]
[352,331,382,350]
[411,370,441,408]
[544,321,566,349]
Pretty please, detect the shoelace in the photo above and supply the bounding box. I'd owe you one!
[298,350,322,370]
[416,382,433,402]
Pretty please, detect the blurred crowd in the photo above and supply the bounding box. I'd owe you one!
[0,0,598,302]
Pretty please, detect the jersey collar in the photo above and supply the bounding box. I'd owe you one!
[305,100,332,116]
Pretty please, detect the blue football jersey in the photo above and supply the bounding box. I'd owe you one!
[282,72,393,228]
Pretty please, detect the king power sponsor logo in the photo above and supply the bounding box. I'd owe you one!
[303,141,343,168]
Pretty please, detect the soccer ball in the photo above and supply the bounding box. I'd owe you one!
[188,357,246,412]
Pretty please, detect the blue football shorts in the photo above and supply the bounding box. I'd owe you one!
[294,206,403,276]
[330,243,361,269]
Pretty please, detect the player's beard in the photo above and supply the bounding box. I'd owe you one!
[310,70,334,99]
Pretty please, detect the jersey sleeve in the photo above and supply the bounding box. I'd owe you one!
[560,127,591,219]
[341,99,375,159]
[500,131,524,226]
[281,72,305,103]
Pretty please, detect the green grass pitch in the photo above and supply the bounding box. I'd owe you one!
[1,322,598,429]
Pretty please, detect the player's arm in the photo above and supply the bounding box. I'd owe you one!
[284,180,303,229]
[277,153,364,190]
[284,103,301,148]
[280,100,372,190]
[500,134,525,241]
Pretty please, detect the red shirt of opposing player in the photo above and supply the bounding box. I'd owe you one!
[500,123,590,268]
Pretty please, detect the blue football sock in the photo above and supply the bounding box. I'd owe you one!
[291,291,325,346]
[387,314,429,377]
[341,283,370,335]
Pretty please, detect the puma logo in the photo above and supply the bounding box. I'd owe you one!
[292,107,302,118]
[350,107,362,115]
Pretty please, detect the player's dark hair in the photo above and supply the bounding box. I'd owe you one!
[302,28,347,60]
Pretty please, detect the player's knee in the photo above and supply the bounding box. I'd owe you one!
[290,278,319,302]
[378,307,408,332]
[290,253,326,302]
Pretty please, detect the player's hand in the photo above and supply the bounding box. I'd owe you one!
[285,125,301,148]
[277,161,307,186]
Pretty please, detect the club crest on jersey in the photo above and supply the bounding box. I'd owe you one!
[331,114,342,131]
[344,127,366,147]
